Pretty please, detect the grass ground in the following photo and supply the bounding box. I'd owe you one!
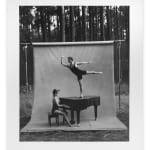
[19,83,129,141]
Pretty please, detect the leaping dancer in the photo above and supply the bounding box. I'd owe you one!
[61,56,103,98]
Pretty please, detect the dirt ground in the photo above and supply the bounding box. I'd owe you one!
[20,83,129,141]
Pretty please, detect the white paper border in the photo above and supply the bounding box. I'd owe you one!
[6,0,144,150]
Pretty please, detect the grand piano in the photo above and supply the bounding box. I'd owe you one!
[60,96,100,124]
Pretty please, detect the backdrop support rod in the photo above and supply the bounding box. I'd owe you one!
[25,44,29,95]
[118,41,121,113]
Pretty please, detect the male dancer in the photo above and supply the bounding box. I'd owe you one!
[61,56,103,98]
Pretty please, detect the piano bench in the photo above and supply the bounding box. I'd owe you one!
[48,112,59,127]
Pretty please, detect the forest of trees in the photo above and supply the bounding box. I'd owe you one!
[19,6,129,90]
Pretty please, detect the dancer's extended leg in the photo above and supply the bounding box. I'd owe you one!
[78,79,83,98]
[86,70,103,75]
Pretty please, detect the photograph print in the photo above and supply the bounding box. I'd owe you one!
[19,6,129,141]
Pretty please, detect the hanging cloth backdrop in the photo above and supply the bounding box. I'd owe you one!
[21,41,126,132]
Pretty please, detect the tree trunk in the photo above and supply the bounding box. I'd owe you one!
[57,7,60,41]
[125,7,129,57]
[47,14,51,41]
[108,6,113,40]
[95,7,99,41]
[115,7,119,40]
[78,7,82,41]
[89,6,93,41]
[70,6,75,42]
[100,7,104,41]
[92,7,96,41]
[60,6,65,42]
[37,24,41,40]
[82,6,87,41]
[56,15,60,41]
[39,8,47,42]
[118,7,121,41]
[106,6,111,40]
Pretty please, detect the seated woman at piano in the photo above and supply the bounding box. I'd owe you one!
[51,89,72,127]
[61,56,103,98]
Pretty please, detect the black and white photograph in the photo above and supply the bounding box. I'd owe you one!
[5,0,146,149]
[19,6,129,141]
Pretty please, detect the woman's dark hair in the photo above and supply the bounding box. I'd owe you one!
[67,57,73,61]
[53,89,60,95]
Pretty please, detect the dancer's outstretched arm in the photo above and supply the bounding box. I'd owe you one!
[61,56,68,67]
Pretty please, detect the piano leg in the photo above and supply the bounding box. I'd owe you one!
[94,105,98,120]
[76,110,80,125]
[70,110,75,124]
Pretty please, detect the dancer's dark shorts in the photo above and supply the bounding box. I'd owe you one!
[76,70,87,80]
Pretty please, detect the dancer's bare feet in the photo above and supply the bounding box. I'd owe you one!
[80,94,84,98]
